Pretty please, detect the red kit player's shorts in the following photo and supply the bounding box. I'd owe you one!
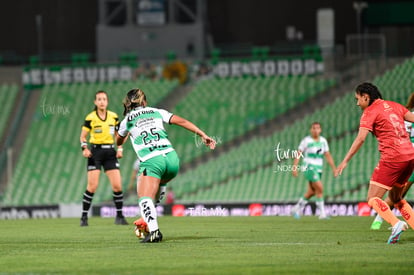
[370,159,414,190]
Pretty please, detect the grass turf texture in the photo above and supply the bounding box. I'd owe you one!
[1,216,414,274]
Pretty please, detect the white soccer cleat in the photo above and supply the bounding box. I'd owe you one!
[387,221,408,244]
[291,206,301,219]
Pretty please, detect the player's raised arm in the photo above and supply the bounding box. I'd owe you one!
[335,127,369,177]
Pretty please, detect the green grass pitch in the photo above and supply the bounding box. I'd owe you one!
[1,216,414,274]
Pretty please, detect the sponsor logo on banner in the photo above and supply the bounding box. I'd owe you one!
[212,59,324,78]
[0,206,60,219]
[165,202,370,217]
[357,202,372,216]
[95,205,164,217]
[23,66,134,87]
[172,204,185,216]
[249,203,263,216]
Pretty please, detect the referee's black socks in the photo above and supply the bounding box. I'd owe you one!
[82,190,94,217]
[113,191,124,217]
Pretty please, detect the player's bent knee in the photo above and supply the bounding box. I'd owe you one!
[87,183,99,193]
[367,197,380,207]
[394,199,407,210]
[112,186,122,192]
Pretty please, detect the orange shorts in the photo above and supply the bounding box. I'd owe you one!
[370,159,414,190]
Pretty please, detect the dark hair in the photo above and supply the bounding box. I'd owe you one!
[94,90,108,111]
[123,88,146,115]
[406,92,414,110]
[355,82,383,106]
[311,121,321,127]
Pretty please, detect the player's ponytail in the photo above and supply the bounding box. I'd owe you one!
[123,88,147,115]
[355,82,383,106]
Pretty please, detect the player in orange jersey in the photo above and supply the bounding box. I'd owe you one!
[371,92,414,230]
[335,83,414,244]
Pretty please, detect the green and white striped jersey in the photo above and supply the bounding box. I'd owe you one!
[118,107,174,162]
[298,136,329,172]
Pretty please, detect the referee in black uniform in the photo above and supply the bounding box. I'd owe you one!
[79,91,128,226]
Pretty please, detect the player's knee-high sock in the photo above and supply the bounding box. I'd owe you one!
[395,200,414,229]
[368,197,399,226]
[373,214,383,223]
[297,197,308,212]
[316,198,326,217]
[155,185,167,206]
[82,190,94,217]
[139,197,159,232]
[113,191,124,217]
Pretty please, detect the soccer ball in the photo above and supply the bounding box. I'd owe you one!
[134,227,148,239]
[134,218,149,239]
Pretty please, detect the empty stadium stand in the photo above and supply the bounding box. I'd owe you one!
[173,57,413,203]
[2,56,414,206]
[169,75,336,164]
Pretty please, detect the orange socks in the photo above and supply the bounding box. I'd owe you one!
[368,197,399,227]
[395,200,414,229]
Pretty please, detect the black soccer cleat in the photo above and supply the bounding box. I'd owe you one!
[80,216,88,227]
[115,216,129,225]
[140,229,163,243]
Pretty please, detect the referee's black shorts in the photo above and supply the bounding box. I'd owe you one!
[87,144,120,171]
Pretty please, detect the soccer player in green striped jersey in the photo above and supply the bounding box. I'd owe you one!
[117,88,216,242]
[291,122,336,219]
